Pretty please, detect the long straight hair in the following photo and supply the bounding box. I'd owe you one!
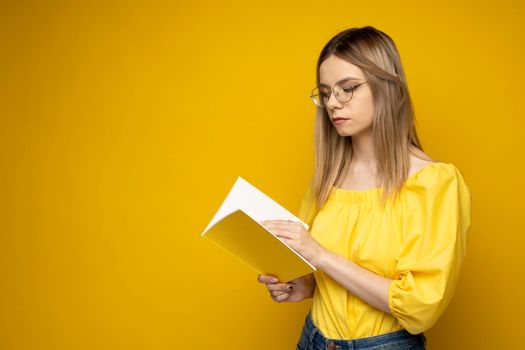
[308,26,425,212]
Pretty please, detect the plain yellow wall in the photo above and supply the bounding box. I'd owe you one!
[1,1,524,349]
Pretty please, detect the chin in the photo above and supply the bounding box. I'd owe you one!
[335,129,352,137]
[333,125,353,135]
[335,124,370,138]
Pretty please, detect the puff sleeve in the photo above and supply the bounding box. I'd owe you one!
[388,164,472,334]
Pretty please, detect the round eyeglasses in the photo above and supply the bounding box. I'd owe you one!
[310,81,367,108]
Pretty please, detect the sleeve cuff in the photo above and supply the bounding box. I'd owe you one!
[387,278,399,317]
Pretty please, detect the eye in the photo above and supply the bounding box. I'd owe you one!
[342,85,357,93]
[317,91,330,99]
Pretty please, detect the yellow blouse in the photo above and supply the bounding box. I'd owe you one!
[298,161,471,338]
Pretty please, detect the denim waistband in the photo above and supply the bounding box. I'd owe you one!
[301,311,426,350]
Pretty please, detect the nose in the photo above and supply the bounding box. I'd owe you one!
[325,89,342,110]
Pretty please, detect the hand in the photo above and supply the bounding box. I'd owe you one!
[257,273,316,303]
[260,219,326,268]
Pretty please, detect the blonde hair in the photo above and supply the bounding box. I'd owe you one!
[308,26,425,211]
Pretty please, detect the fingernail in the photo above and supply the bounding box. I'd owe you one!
[271,278,278,283]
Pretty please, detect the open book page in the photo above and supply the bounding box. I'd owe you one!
[201,176,309,236]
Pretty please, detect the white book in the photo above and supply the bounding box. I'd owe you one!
[201,176,316,282]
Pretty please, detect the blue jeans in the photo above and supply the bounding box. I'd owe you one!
[296,311,426,350]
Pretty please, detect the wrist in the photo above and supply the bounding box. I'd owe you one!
[304,273,316,299]
[301,272,316,300]
[312,247,329,270]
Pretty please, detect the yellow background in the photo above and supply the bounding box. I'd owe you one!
[1,1,524,349]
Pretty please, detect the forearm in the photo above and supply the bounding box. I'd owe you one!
[312,249,393,314]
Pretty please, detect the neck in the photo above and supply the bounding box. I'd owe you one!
[349,130,377,173]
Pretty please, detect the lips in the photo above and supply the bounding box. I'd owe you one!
[332,117,350,122]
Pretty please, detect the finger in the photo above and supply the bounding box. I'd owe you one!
[261,220,291,224]
[272,230,295,240]
[257,274,279,283]
[268,227,299,239]
[266,219,299,224]
[266,220,301,228]
[264,222,300,230]
[266,282,295,291]
[266,224,300,237]
[270,290,289,297]
[273,292,290,303]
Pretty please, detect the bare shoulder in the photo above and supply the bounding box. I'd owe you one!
[408,147,438,177]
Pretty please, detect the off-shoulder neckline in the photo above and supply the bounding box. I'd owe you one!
[332,161,448,194]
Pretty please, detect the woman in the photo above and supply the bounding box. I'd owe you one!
[257,26,471,350]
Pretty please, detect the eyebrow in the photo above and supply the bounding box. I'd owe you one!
[318,76,361,87]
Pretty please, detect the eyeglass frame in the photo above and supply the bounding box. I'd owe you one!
[310,80,368,107]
